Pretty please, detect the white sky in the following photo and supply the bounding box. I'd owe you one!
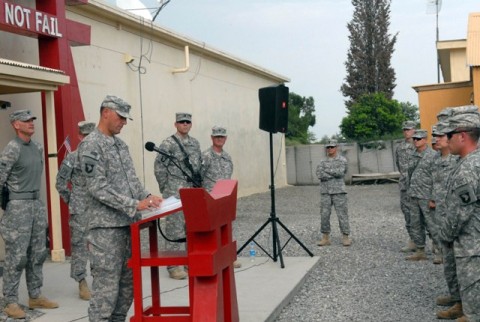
[112,0,480,140]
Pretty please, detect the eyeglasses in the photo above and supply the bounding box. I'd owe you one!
[446,130,471,140]
[177,120,191,124]
[326,146,336,149]
[412,137,424,141]
[432,134,445,138]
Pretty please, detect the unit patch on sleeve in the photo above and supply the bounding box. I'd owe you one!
[83,151,99,177]
[454,183,477,205]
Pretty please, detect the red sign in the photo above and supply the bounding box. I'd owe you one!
[0,0,62,38]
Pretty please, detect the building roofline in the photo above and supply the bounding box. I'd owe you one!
[67,0,290,84]
[412,80,472,93]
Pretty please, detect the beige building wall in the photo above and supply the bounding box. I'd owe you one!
[66,2,289,197]
[0,1,291,261]
[0,0,290,208]
[437,40,469,83]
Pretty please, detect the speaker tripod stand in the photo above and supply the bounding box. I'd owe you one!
[237,132,313,268]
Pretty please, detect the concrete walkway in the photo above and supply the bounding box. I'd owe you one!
[1,256,319,322]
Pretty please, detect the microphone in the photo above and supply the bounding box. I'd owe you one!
[145,142,175,160]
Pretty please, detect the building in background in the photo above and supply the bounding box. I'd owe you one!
[0,0,289,260]
[414,12,480,139]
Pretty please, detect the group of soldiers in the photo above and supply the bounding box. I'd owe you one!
[0,95,236,321]
[395,106,480,322]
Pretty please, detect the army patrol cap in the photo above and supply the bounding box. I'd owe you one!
[211,126,227,137]
[433,121,449,135]
[437,108,452,121]
[450,105,479,116]
[431,137,437,144]
[9,109,37,123]
[101,95,132,120]
[326,139,338,148]
[78,121,96,135]
[176,112,192,123]
[412,129,428,139]
[402,121,416,130]
[443,110,480,133]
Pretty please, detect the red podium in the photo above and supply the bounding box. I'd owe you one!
[129,180,239,322]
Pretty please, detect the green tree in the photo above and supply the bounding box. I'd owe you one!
[399,101,419,122]
[286,92,316,145]
[341,0,397,110]
[340,92,404,141]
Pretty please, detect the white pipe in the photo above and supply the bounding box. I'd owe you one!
[172,46,190,74]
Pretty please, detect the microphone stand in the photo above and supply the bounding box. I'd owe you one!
[237,132,313,268]
[145,146,201,243]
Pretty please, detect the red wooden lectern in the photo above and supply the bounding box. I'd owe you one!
[129,180,239,322]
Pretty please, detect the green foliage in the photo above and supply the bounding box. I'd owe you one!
[340,92,405,141]
[341,0,397,110]
[399,101,419,123]
[286,92,316,145]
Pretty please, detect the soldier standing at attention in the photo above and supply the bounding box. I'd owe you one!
[78,95,162,321]
[438,108,480,322]
[405,129,438,261]
[316,140,351,247]
[431,120,464,320]
[154,112,202,280]
[201,126,233,192]
[200,126,241,268]
[55,121,96,301]
[0,109,59,319]
[395,120,417,253]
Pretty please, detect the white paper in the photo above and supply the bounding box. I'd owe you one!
[140,196,182,220]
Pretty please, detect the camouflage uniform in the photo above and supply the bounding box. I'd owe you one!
[153,133,201,253]
[0,137,48,304]
[438,148,480,320]
[79,98,150,321]
[56,150,90,283]
[201,147,233,192]
[316,154,350,235]
[395,139,415,237]
[432,150,461,302]
[407,145,437,248]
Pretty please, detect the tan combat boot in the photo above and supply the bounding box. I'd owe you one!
[400,240,416,253]
[317,233,331,246]
[233,260,242,269]
[436,295,456,306]
[4,303,26,319]
[406,247,427,261]
[433,252,443,264]
[168,266,188,280]
[342,234,352,246]
[437,302,463,320]
[28,295,59,309]
[79,279,91,301]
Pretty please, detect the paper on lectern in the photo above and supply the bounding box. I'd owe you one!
[139,196,182,220]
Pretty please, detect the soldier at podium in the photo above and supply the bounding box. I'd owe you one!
[78,95,162,321]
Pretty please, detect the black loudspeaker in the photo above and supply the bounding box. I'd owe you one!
[258,84,289,133]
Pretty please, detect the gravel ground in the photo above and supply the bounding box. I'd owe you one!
[234,183,447,322]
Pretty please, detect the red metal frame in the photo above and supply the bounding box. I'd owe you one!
[129,180,239,322]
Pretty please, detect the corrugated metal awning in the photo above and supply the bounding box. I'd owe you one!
[0,58,70,94]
